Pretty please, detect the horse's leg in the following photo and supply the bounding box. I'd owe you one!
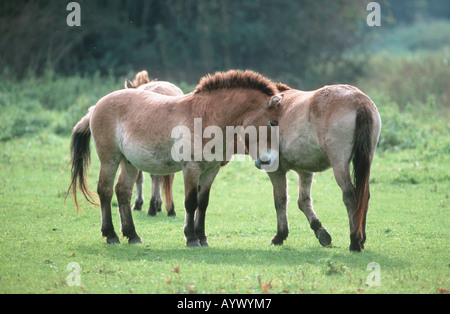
[163,174,176,216]
[183,163,201,247]
[267,170,289,245]
[98,161,121,244]
[195,167,220,247]
[332,163,363,252]
[148,174,162,216]
[115,160,142,244]
[297,171,332,247]
[132,170,144,211]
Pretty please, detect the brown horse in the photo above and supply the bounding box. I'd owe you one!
[124,70,183,216]
[67,70,283,246]
[254,83,381,252]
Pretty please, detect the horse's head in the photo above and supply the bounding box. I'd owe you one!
[244,92,283,173]
[194,70,283,171]
[266,93,283,124]
[252,84,292,172]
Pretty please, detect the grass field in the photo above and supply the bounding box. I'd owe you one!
[0,127,448,294]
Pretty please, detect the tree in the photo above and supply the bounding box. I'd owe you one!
[0,0,375,87]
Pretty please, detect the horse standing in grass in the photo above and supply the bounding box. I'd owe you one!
[255,83,381,252]
[67,70,283,246]
[124,70,183,217]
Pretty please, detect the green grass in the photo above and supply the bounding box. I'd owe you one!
[0,131,448,294]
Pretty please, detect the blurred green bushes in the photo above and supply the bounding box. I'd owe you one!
[361,51,449,109]
[0,69,197,140]
[358,49,449,152]
[361,19,450,110]
[0,0,369,88]
[368,20,450,53]
[372,93,449,153]
[0,70,120,140]
[356,19,450,153]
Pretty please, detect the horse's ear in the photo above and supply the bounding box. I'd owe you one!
[125,79,135,89]
[267,93,284,109]
[135,70,150,85]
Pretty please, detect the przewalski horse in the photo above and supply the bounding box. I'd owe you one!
[67,70,283,246]
[255,83,381,252]
[124,70,183,216]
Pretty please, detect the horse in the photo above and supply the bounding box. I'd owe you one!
[66,70,283,246]
[124,70,183,217]
[255,83,381,252]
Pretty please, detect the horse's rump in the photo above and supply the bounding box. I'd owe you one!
[268,84,381,251]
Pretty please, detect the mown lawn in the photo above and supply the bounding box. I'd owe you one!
[0,131,448,294]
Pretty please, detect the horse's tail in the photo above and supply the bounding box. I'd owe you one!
[351,106,374,238]
[65,111,98,212]
[162,174,174,212]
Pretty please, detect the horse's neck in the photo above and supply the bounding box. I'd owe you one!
[194,91,260,127]
[279,90,310,123]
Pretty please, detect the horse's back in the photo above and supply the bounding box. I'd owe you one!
[139,81,184,97]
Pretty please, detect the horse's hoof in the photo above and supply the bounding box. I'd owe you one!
[149,199,162,214]
[200,240,209,247]
[270,234,285,246]
[167,207,176,217]
[349,242,364,252]
[349,234,364,252]
[315,228,332,247]
[349,246,364,252]
[106,237,121,244]
[132,200,143,211]
[186,241,201,247]
[270,239,284,246]
[128,236,143,244]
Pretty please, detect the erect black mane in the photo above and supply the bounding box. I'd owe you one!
[194,70,277,96]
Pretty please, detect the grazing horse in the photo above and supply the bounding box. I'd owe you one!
[124,70,183,216]
[255,83,381,252]
[66,70,283,246]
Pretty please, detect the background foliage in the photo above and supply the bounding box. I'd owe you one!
[0,0,448,88]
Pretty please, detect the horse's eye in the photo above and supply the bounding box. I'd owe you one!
[268,120,278,127]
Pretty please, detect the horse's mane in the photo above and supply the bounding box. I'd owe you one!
[275,82,292,92]
[194,70,277,96]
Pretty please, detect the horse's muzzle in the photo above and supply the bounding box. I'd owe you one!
[255,149,279,172]
[255,156,271,169]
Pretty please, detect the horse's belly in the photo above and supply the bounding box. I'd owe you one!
[131,157,182,175]
[293,154,330,172]
[121,141,182,175]
[282,140,330,173]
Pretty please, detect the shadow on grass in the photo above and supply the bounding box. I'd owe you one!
[76,240,409,271]
[75,208,410,271]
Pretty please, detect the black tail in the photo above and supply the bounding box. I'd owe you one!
[351,107,373,237]
[65,113,98,211]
